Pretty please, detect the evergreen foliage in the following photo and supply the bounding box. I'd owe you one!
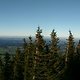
[13,48,24,80]
[0,57,4,80]
[3,52,12,80]
[0,28,80,80]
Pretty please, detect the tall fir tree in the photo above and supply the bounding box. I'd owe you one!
[24,36,35,80]
[66,30,75,62]
[46,29,61,80]
[63,31,75,80]
[34,27,48,80]
[50,29,59,54]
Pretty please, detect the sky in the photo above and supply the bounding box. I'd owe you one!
[0,0,80,38]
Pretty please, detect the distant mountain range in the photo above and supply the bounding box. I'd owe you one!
[0,37,23,47]
[0,37,79,54]
[0,37,79,47]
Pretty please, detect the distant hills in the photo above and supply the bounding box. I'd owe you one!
[0,37,79,47]
[0,37,79,55]
[0,37,23,47]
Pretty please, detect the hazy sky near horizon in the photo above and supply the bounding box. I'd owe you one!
[0,0,80,38]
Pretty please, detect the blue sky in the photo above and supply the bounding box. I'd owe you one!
[0,0,80,38]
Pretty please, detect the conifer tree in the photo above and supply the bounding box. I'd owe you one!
[63,31,75,80]
[35,27,45,52]
[34,27,48,80]
[50,29,59,54]
[48,29,60,80]
[24,36,35,80]
[66,30,75,61]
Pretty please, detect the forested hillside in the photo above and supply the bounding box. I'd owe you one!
[0,27,80,80]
